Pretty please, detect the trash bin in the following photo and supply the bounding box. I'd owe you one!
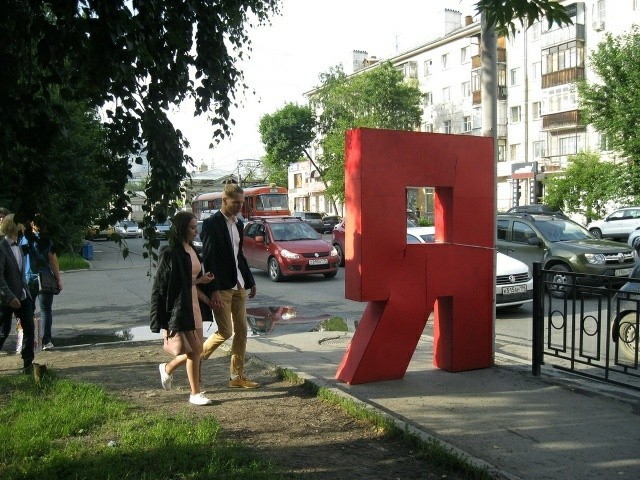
[81,242,94,261]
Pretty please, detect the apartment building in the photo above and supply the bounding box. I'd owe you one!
[294,1,640,215]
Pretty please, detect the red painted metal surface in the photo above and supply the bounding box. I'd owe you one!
[336,128,495,384]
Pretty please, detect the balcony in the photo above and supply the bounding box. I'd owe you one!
[472,86,507,105]
[471,48,507,69]
[541,67,585,88]
[541,23,585,48]
[542,110,583,130]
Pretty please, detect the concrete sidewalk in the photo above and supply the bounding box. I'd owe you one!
[244,329,640,480]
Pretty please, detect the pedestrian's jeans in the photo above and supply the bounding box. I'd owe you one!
[38,291,54,344]
[0,298,35,368]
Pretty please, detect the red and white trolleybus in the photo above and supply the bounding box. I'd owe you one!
[191,185,290,220]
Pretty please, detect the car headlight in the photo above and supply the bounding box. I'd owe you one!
[330,247,338,257]
[280,249,300,260]
[585,253,606,264]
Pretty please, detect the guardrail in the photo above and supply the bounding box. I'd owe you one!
[532,263,640,391]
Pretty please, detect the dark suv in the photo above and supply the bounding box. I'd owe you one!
[243,217,339,281]
[292,211,325,233]
[497,213,636,296]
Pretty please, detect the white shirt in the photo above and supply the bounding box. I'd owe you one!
[223,214,244,289]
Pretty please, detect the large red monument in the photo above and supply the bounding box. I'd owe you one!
[336,128,495,384]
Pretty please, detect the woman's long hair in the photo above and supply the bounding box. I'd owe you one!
[168,211,196,249]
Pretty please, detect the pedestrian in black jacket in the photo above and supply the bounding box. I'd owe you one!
[150,211,215,405]
[200,183,259,388]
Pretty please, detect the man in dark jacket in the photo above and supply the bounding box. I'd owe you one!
[200,183,259,388]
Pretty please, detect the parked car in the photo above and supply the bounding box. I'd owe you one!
[86,223,115,240]
[292,211,325,233]
[115,220,141,238]
[586,206,640,240]
[154,220,172,240]
[243,217,339,281]
[406,226,435,243]
[497,213,636,297]
[611,271,640,361]
[321,215,342,234]
[506,204,569,219]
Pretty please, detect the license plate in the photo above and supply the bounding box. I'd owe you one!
[502,285,527,295]
[308,258,328,265]
[615,268,631,277]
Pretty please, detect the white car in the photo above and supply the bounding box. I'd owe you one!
[115,220,141,238]
[587,207,640,240]
[407,229,533,308]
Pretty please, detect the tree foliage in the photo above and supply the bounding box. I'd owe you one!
[475,0,572,36]
[579,26,640,198]
[311,62,423,201]
[0,0,279,255]
[543,152,624,221]
[259,103,316,187]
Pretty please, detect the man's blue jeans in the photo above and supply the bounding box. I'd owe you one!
[38,291,54,344]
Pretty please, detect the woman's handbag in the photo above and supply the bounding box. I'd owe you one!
[38,271,61,295]
[162,329,192,356]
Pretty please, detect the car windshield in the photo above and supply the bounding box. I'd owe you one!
[256,194,288,210]
[270,222,320,241]
[303,213,323,220]
[536,219,592,242]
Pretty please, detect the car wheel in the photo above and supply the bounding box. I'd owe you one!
[613,312,638,361]
[323,271,337,279]
[334,243,345,267]
[545,264,574,298]
[268,257,283,282]
[589,228,602,239]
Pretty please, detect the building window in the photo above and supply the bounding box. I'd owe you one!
[424,59,432,76]
[498,143,506,162]
[423,92,433,106]
[533,141,546,158]
[599,133,612,151]
[422,123,434,133]
[510,143,520,162]
[294,173,303,188]
[442,87,451,102]
[441,53,449,69]
[532,101,542,120]
[531,22,541,40]
[462,116,471,132]
[471,70,481,92]
[510,67,521,86]
[510,106,522,123]
[532,61,541,80]
[545,85,578,114]
[634,0,638,11]
[559,135,582,156]
[542,41,585,75]
[597,0,606,19]
[443,120,452,134]
[472,106,482,130]
[461,81,471,98]
[460,46,469,63]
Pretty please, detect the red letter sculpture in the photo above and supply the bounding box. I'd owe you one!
[336,128,495,384]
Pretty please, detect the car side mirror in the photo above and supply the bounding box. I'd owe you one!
[255,235,265,243]
[528,236,540,246]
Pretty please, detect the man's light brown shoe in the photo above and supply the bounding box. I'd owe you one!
[229,375,260,389]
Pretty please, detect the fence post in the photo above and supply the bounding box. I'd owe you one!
[532,262,543,376]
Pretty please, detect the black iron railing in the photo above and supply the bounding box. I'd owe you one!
[532,263,640,390]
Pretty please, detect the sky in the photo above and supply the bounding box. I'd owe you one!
[170,0,478,173]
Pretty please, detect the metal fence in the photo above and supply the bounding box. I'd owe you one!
[532,263,640,391]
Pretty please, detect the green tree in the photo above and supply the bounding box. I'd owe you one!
[579,25,640,199]
[475,0,572,36]
[258,103,327,200]
[543,152,623,222]
[0,0,279,255]
[311,62,423,201]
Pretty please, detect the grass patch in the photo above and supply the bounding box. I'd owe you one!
[0,373,280,480]
[58,253,90,271]
[275,367,494,480]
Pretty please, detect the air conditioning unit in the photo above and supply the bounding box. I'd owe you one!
[592,20,605,32]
